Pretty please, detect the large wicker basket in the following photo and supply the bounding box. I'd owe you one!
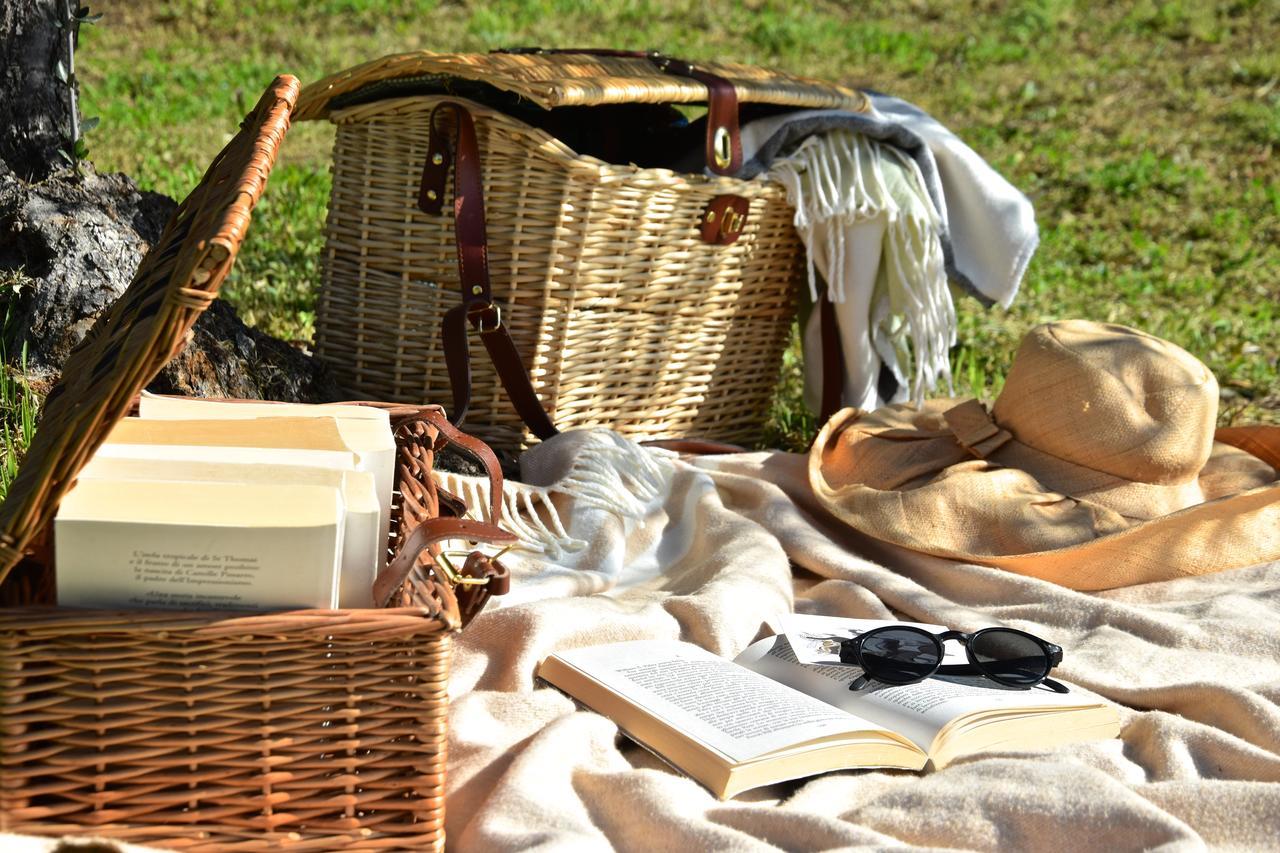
[0,77,510,851]
[295,50,868,451]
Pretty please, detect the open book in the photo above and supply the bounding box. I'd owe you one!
[537,616,1120,799]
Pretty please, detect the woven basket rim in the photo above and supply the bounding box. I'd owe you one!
[295,49,867,122]
[0,603,453,636]
[330,95,786,191]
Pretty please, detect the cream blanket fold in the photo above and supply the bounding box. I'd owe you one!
[437,432,1280,851]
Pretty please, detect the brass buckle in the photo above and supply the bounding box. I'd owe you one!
[470,304,503,333]
[720,206,745,238]
[435,546,513,587]
[713,126,733,171]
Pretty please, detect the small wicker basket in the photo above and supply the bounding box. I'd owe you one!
[0,76,509,851]
[295,50,869,451]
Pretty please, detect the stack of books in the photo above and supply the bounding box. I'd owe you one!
[54,394,396,612]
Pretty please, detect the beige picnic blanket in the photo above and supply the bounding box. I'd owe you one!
[14,431,1278,852]
[439,430,1280,851]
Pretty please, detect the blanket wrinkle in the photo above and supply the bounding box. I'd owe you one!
[15,430,1278,853]
[1120,712,1280,783]
[426,432,1280,851]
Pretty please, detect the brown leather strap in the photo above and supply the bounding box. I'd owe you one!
[819,290,843,425]
[374,517,516,609]
[419,101,559,441]
[384,407,513,623]
[395,406,505,524]
[649,53,743,175]
[456,551,510,625]
[492,47,743,175]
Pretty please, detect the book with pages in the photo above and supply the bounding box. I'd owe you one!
[54,400,396,611]
[537,615,1120,799]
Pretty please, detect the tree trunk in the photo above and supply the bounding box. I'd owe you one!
[0,0,74,182]
[0,0,340,403]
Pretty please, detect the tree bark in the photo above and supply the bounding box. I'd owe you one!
[0,0,341,403]
[0,1,74,182]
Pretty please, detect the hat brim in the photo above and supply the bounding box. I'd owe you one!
[811,404,1280,590]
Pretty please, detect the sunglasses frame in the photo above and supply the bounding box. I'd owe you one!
[839,625,1067,693]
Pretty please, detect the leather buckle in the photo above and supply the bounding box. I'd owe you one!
[435,547,512,588]
[700,195,751,245]
[712,126,733,171]
[469,303,503,333]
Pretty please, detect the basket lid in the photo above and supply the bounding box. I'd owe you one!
[0,75,298,588]
[293,49,867,122]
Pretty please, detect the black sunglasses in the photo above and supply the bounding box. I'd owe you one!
[838,625,1068,693]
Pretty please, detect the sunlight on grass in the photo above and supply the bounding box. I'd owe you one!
[14,0,1266,459]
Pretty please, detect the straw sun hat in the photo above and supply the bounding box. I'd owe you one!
[810,320,1280,589]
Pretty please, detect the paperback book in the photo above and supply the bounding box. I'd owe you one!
[54,400,397,611]
[537,616,1119,799]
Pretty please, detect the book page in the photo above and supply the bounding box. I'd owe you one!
[545,640,887,765]
[736,634,1091,753]
[137,395,396,569]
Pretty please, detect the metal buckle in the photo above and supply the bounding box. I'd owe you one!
[713,126,733,171]
[435,547,514,587]
[468,303,503,333]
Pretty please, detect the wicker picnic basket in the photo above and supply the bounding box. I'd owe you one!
[294,50,869,451]
[0,76,513,852]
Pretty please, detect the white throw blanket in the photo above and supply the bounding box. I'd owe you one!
[740,98,1039,411]
[19,431,1279,851]
[768,130,954,408]
[434,431,1279,850]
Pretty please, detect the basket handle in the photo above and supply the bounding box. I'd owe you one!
[419,101,560,441]
[385,405,516,623]
[493,47,743,176]
[374,516,515,616]
[393,404,507,523]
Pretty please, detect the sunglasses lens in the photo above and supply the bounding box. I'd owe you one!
[857,628,941,683]
[969,630,1050,685]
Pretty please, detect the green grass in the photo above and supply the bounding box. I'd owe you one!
[0,336,40,497]
[5,0,1275,470]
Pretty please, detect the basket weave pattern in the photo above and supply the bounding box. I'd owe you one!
[0,608,453,851]
[315,95,804,450]
[0,404,462,850]
[0,75,476,851]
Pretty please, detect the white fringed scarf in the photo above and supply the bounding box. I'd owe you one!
[768,130,956,406]
[437,428,674,564]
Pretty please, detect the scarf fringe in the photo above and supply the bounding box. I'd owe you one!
[433,430,675,561]
[769,131,956,404]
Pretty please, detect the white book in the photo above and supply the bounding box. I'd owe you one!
[78,456,381,608]
[55,479,345,611]
[92,442,356,473]
[138,394,396,569]
[538,634,1120,799]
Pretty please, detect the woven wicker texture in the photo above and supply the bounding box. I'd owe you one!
[293,49,867,121]
[0,77,297,588]
[313,95,805,451]
[0,603,454,851]
[0,76,473,851]
[0,403,463,851]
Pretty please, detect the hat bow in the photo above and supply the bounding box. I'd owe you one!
[944,399,1013,459]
